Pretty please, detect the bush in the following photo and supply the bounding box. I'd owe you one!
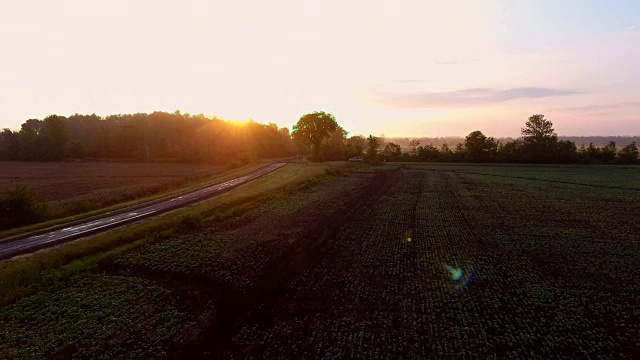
[0,185,49,230]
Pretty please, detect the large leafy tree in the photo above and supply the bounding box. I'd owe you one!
[522,114,556,140]
[291,111,339,161]
[521,114,557,162]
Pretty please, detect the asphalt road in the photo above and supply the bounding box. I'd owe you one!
[0,162,287,261]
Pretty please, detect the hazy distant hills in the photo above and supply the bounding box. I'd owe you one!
[385,136,640,148]
[557,136,639,147]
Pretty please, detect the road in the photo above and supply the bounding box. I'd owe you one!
[0,162,287,261]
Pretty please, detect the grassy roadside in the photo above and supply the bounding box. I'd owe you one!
[0,161,347,305]
[0,162,268,240]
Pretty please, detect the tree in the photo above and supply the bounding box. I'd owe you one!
[42,115,70,160]
[497,139,524,163]
[408,139,421,155]
[365,135,381,162]
[278,127,295,154]
[416,144,440,162]
[0,185,48,229]
[522,114,556,140]
[439,143,454,162]
[0,129,19,160]
[19,119,45,160]
[117,123,143,158]
[600,141,617,163]
[291,111,339,161]
[345,135,365,158]
[521,114,558,162]
[382,142,402,161]
[555,140,578,163]
[322,126,348,160]
[453,143,465,162]
[619,141,639,163]
[580,142,601,163]
[464,130,498,162]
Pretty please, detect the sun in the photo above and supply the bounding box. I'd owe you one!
[228,119,251,127]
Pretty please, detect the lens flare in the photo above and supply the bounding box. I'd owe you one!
[444,264,463,281]
[443,263,475,292]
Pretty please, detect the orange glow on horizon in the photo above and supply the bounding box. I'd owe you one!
[0,1,638,137]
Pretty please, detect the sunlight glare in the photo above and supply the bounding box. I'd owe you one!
[228,119,251,127]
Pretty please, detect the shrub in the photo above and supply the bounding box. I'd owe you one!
[0,185,49,230]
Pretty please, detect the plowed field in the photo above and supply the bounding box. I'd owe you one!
[0,161,227,216]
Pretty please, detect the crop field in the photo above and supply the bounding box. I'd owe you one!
[1,164,638,358]
[422,163,640,190]
[0,161,232,218]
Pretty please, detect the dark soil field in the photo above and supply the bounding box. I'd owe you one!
[1,164,638,358]
[0,161,227,216]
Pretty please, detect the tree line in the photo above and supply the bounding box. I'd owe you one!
[291,112,639,164]
[0,111,294,164]
[382,114,638,164]
[386,136,640,150]
[1,111,638,165]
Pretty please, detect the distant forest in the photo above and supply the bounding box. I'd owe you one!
[1,111,638,165]
[0,112,294,164]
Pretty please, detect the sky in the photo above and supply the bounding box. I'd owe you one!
[1,0,639,137]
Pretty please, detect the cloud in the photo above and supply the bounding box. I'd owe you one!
[627,25,637,31]
[368,87,580,108]
[550,102,640,113]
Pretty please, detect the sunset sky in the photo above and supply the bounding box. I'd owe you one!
[1,0,639,137]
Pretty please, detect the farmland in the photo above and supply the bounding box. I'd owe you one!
[1,164,638,357]
[0,161,233,218]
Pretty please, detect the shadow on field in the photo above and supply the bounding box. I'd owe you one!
[102,168,400,357]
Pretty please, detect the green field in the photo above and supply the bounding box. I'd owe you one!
[1,163,638,358]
